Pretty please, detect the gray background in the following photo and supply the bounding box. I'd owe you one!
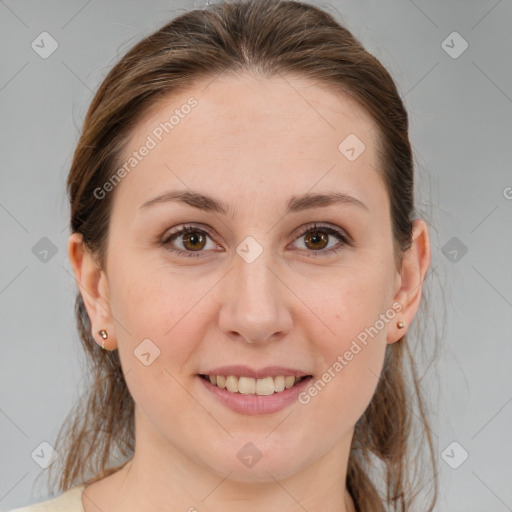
[1,0,511,510]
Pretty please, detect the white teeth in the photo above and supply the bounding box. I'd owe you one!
[273,375,285,392]
[225,375,239,393]
[284,376,295,389]
[238,376,255,395]
[205,374,306,395]
[216,375,226,389]
[256,376,275,396]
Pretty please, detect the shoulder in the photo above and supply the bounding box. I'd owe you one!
[9,485,85,512]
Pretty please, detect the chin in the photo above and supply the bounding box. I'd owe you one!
[198,441,311,483]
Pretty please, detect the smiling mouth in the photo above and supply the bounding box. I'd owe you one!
[198,374,312,396]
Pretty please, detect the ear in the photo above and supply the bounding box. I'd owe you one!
[67,232,117,350]
[387,218,431,344]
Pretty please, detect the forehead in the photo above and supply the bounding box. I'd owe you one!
[112,72,385,216]
[131,71,378,149]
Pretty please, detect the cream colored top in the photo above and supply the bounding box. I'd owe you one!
[10,485,86,512]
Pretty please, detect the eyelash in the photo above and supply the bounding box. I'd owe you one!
[160,223,351,258]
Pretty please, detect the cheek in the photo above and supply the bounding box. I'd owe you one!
[299,342,386,447]
[305,261,393,348]
[298,264,392,418]
[108,257,226,400]
[109,252,213,339]
[299,298,389,437]
[111,268,208,426]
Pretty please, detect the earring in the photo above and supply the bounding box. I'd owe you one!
[98,329,108,349]
[397,321,405,329]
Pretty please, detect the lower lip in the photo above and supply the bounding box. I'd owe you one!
[198,375,313,415]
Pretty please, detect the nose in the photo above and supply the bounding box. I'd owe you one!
[218,250,293,345]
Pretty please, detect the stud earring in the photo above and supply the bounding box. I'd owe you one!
[397,321,405,329]
[98,329,108,349]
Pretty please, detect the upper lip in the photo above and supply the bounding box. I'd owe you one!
[199,365,311,379]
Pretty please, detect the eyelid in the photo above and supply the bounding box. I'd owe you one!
[161,223,222,256]
[291,222,351,245]
[162,223,218,243]
[161,222,351,257]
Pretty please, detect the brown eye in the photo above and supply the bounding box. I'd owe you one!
[162,225,218,258]
[292,223,350,256]
[303,230,329,250]
[181,231,206,251]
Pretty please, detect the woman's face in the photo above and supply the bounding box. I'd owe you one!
[77,72,425,483]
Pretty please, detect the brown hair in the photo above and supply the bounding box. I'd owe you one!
[47,1,440,510]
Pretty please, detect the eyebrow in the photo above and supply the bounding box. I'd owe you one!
[138,190,368,215]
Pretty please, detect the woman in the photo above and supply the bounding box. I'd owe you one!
[12,0,438,510]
